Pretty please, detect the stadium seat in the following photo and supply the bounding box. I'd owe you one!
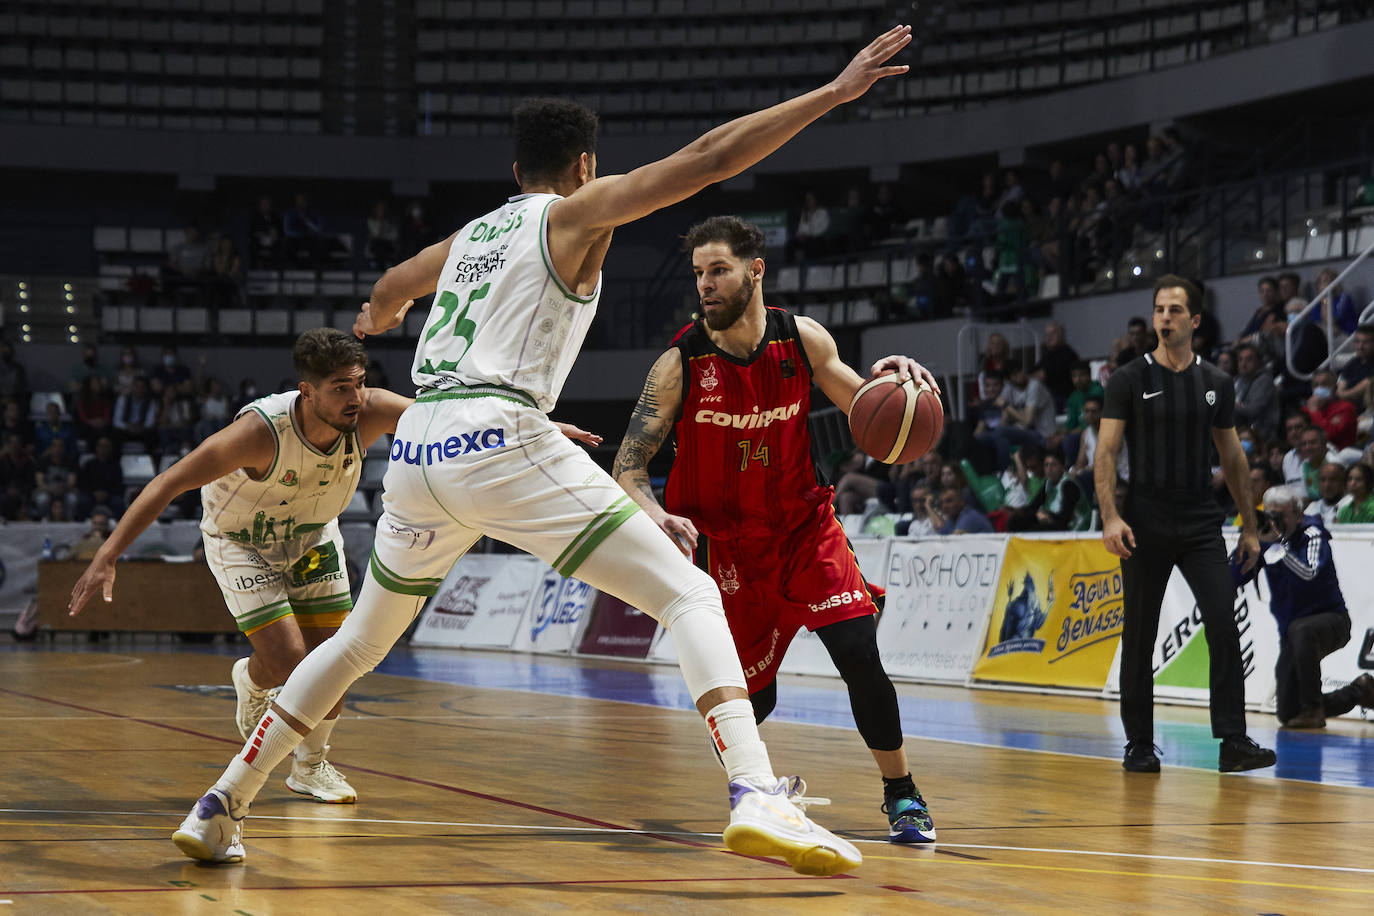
[120,454,157,486]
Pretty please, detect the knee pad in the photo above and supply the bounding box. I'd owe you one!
[659,578,746,702]
[655,572,722,631]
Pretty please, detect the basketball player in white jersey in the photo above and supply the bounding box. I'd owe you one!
[173,26,914,874]
[68,329,411,803]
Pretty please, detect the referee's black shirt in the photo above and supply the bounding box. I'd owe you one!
[1102,352,1234,496]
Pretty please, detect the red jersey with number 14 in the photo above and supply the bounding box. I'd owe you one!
[665,307,829,540]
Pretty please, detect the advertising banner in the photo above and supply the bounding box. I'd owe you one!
[510,566,597,654]
[875,535,1004,682]
[576,592,660,659]
[411,554,542,648]
[971,538,1125,689]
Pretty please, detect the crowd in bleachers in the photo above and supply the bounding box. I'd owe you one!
[832,263,1374,536]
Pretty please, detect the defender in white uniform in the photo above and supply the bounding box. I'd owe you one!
[175,27,922,873]
[70,329,413,803]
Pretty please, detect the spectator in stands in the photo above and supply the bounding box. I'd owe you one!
[1298,426,1338,499]
[1232,341,1279,443]
[283,192,325,265]
[1159,127,1190,190]
[978,332,1011,398]
[1306,461,1351,528]
[1303,368,1358,451]
[863,183,905,244]
[833,449,894,515]
[1038,321,1078,407]
[894,479,935,538]
[32,438,79,521]
[1241,484,1374,729]
[365,201,400,270]
[931,485,993,535]
[1022,196,1057,277]
[829,187,865,253]
[933,252,969,314]
[949,171,999,245]
[1279,410,1313,485]
[0,432,35,520]
[1116,143,1143,194]
[1064,360,1102,434]
[1336,324,1374,409]
[1233,463,1281,526]
[157,380,196,456]
[250,195,283,267]
[165,224,213,289]
[195,376,232,442]
[33,401,77,459]
[72,506,114,562]
[210,236,244,308]
[1082,152,1113,193]
[993,202,1030,302]
[1096,177,1134,265]
[997,170,1024,213]
[1336,463,1374,523]
[0,399,33,448]
[1011,447,1086,532]
[998,444,1045,521]
[68,344,115,397]
[73,374,114,444]
[152,346,193,395]
[1277,271,1302,306]
[1073,393,1129,487]
[364,359,391,392]
[112,376,159,453]
[785,190,830,263]
[400,201,437,256]
[1073,184,1106,275]
[1216,348,1237,377]
[0,341,30,407]
[1046,159,1077,202]
[1313,266,1357,336]
[1237,276,1284,339]
[115,346,143,397]
[1112,316,1150,367]
[1251,311,1324,406]
[1005,362,1056,443]
[234,378,260,414]
[76,435,123,517]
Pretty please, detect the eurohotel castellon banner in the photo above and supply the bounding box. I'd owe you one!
[972,537,1125,689]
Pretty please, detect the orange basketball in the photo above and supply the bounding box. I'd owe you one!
[847,369,944,464]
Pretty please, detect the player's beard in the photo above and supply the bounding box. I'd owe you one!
[703,274,753,331]
[317,405,359,434]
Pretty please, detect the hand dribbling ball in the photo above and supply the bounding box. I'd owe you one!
[847,369,943,464]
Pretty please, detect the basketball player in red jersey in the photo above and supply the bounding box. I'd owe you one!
[613,215,939,844]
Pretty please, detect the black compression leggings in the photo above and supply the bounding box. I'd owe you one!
[749,614,904,752]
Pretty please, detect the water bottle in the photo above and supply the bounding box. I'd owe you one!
[41,537,52,561]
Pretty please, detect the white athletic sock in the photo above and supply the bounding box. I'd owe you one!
[704,699,773,783]
[296,715,338,762]
[214,712,304,817]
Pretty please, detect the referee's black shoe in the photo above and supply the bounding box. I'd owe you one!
[1218,735,1276,773]
[1122,741,1161,773]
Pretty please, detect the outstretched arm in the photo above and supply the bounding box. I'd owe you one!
[795,316,940,412]
[356,386,415,449]
[68,414,276,615]
[612,349,696,555]
[551,26,912,236]
[354,240,447,337]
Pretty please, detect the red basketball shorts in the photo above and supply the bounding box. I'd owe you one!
[696,501,879,694]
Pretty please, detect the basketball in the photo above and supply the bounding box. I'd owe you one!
[848,369,943,465]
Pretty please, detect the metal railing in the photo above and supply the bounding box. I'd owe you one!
[954,321,1041,421]
[1287,233,1374,380]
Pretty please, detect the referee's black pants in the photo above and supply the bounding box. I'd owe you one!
[1118,495,1247,743]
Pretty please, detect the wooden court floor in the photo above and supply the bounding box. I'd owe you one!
[2,643,1373,914]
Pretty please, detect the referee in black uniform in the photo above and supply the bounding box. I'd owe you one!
[1096,274,1276,774]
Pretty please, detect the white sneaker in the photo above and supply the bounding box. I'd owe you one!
[285,748,357,804]
[722,776,862,876]
[172,789,245,863]
[231,657,278,740]
[781,775,831,812]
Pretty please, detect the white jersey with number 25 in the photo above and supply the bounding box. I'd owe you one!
[412,192,601,412]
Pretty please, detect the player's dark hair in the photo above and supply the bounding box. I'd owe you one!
[1154,273,1204,316]
[513,97,599,186]
[294,328,368,385]
[681,215,767,262]
[1083,393,1104,408]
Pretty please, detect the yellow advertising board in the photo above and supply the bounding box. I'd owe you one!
[971,537,1125,689]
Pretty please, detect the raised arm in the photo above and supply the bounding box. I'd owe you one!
[612,349,694,553]
[354,239,446,337]
[550,27,911,237]
[67,414,275,615]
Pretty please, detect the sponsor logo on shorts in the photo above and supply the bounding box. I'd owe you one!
[233,570,283,591]
[288,543,344,587]
[390,429,507,465]
[808,589,866,614]
[694,400,801,430]
[743,627,781,681]
[717,563,741,595]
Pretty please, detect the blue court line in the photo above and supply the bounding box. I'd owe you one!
[7,639,1372,789]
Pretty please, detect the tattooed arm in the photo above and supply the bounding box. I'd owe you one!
[613,349,698,556]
